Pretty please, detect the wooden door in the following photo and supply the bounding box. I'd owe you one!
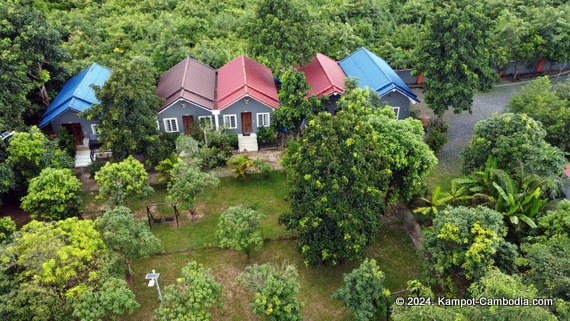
[182,116,194,135]
[241,112,252,135]
[61,123,84,144]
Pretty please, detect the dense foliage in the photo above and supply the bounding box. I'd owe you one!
[95,206,162,277]
[216,205,266,257]
[0,218,138,321]
[413,0,497,116]
[507,76,570,155]
[332,258,390,321]
[237,263,303,321]
[0,1,69,130]
[20,167,83,221]
[421,206,517,295]
[83,57,162,161]
[281,89,435,266]
[94,155,153,207]
[392,269,559,320]
[461,113,567,178]
[154,261,222,321]
[166,161,219,212]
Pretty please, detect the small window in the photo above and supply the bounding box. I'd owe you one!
[223,114,237,129]
[257,113,270,127]
[392,107,400,119]
[163,118,179,133]
[198,116,213,130]
[91,124,99,135]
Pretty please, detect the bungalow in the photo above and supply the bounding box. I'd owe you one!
[39,63,111,145]
[216,55,279,137]
[339,48,419,119]
[156,57,217,135]
[297,53,346,114]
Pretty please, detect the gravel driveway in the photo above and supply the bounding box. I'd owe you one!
[411,74,569,174]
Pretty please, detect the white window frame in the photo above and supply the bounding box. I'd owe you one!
[163,118,179,133]
[198,116,213,130]
[392,107,400,119]
[223,114,237,129]
[257,112,270,128]
[91,124,99,135]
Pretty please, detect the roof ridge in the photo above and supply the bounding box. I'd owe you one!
[241,55,249,96]
[316,53,336,91]
[180,57,190,94]
[71,63,96,98]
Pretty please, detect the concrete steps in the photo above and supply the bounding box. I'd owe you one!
[238,133,258,152]
[75,148,92,168]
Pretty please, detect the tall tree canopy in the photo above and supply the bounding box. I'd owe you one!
[246,0,322,71]
[0,218,138,321]
[83,57,162,160]
[421,206,517,295]
[461,113,567,178]
[507,76,570,156]
[0,1,69,130]
[413,0,497,116]
[280,89,435,266]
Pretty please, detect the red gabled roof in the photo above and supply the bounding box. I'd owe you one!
[298,53,346,97]
[216,55,279,110]
[156,57,217,111]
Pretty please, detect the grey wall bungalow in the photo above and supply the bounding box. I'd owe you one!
[156,57,217,135]
[39,63,111,144]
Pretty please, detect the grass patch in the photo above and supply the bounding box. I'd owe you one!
[81,169,421,320]
[424,160,462,193]
[121,223,420,321]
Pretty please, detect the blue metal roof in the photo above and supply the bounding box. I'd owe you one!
[338,48,419,103]
[39,63,111,128]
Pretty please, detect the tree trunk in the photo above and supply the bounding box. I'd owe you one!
[126,259,134,283]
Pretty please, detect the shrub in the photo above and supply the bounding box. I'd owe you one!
[227,154,254,179]
[144,132,178,167]
[257,127,277,146]
[57,127,77,157]
[425,119,449,155]
[253,158,271,178]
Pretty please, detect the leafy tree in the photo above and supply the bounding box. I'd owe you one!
[0,217,16,243]
[461,113,567,178]
[537,199,570,239]
[520,236,570,303]
[507,76,570,155]
[94,155,153,207]
[237,263,303,321]
[392,269,559,320]
[83,57,162,160]
[0,218,138,321]
[167,161,219,213]
[95,206,162,277]
[280,89,435,266]
[216,205,266,257]
[7,126,71,188]
[154,261,222,321]
[332,258,390,321]
[246,0,322,71]
[421,206,517,295]
[271,69,326,135]
[227,154,254,179]
[412,0,496,116]
[20,167,83,221]
[0,2,68,130]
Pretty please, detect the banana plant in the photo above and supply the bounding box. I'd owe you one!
[413,181,469,215]
[154,152,182,183]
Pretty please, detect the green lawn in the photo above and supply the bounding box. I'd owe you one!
[82,170,421,320]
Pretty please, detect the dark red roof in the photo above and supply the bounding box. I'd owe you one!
[217,55,279,110]
[156,57,217,111]
[298,53,346,97]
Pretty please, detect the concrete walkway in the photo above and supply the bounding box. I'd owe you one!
[75,147,92,168]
